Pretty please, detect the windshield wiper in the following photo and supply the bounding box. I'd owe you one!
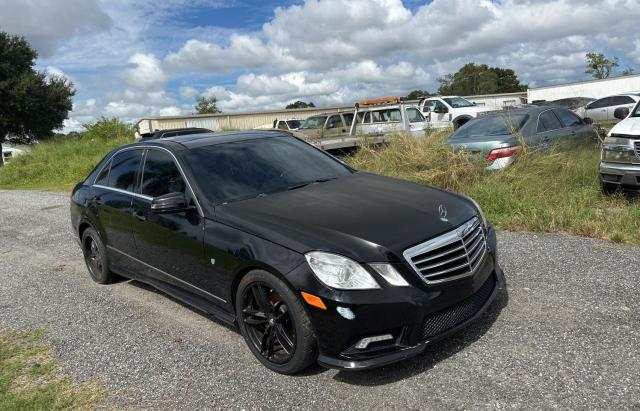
[287,177,337,191]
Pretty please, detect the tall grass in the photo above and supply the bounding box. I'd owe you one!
[349,131,640,245]
[0,118,134,191]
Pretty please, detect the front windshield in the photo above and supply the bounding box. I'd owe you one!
[453,114,529,138]
[286,120,302,129]
[184,136,353,205]
[300,116,326,129]
[443,97,475,108]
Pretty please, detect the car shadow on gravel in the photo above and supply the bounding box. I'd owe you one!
[125,279,508,383]
[331,286,509,386]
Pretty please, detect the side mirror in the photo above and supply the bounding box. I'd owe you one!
[150,192,189,213]
[583,117,593,125]
[614,107,630,120]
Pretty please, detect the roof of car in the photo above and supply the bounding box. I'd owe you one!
[478,105,564,117]
[131,130,292,150]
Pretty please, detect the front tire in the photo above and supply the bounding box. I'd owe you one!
[236,270,318,374]
[81,227,115,284]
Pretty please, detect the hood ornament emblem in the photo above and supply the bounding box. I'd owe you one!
[438,204,448,222]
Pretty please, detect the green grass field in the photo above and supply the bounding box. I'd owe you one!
[0,328,102,410]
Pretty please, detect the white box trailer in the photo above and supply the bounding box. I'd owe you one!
[527,74,640,103]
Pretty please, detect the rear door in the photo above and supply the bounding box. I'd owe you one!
[534,109,564,146]
[92,148,144,272]
[130,148,222,301]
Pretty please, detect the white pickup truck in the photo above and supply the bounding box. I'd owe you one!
[418,96,493,129]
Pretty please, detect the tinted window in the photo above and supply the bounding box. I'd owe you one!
[184,137,352,205]
[343,113,354,126]
[286,120,301,129]
[326,115,344,129]
[611,96,634,105]
[537,110,562,132]
[453,114,529,139]
[588,97,612,109]
[554,109,582,127]
[95,160,111,186]
[406,108,425,123]
[108,150,142,191]
[141,150,185,197]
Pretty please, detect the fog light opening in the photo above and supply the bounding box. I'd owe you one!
[354,334,394,350]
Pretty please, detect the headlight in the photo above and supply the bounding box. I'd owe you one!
[369,264,410,286]
[305,252,380,290]
[463,195,488,229]
[602,144,636,163]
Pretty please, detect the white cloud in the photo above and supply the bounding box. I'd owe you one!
[124,53,168,91]
[179,86,199,100]
[0,0,111,57]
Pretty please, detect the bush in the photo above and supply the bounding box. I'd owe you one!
[0,118,134,190]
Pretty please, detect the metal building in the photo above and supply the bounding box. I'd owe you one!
[527,74,640,103]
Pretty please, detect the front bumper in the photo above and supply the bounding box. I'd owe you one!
[286,225,504,371]
[600,161,640,189]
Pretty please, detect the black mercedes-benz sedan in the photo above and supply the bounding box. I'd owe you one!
[70,130,505,374]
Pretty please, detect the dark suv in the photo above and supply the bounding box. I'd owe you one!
[70,130,504,374]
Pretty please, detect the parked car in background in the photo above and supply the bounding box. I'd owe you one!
[1,146,25,163]
[351,97,427,137]
[584,94,640,122]
[599,102,640,193]
[298,111,354,139]
[256,119,302,131]
[446,106,597,169]
[140,127,212,140]
[70,130,504,374]
[418,96,493,129]
[544,97,595,118]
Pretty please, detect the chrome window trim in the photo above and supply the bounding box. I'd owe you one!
[93,184,153,201]
[107,245,226,303]
[91,145,204,217]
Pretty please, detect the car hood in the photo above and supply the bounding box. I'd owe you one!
[213,173,478,262]
[609,117,640,136]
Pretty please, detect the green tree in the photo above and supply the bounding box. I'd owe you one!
[585,52,619,79]
[406,90,432,100]
[437,63,527,96]
[194,96,220,114]
[285,100,315,109]
[621,68,635,76]
[0,32,75,165]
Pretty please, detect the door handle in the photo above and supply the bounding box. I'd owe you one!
[133,211,146,222]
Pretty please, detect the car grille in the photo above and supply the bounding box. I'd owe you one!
[635,142,640,160]
[422,274,495,341]
[403,217,487,284]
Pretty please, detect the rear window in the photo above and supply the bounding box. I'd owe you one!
[453,114,529,138]
[108,150,142,192]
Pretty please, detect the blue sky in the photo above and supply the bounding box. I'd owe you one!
[2,0,639,131]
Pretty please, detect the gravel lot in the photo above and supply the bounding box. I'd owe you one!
[0,189,638,410]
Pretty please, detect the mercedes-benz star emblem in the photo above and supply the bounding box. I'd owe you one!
[438,204,448,222]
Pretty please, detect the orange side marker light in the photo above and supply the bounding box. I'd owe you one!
[301,291,327,310]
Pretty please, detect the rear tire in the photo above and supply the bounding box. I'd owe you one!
[236,270,317,374]
[81,227,115,284]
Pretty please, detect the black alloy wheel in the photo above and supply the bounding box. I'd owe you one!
[241,283,296,364]
[236,270,317,374]
[81,227,115,284]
